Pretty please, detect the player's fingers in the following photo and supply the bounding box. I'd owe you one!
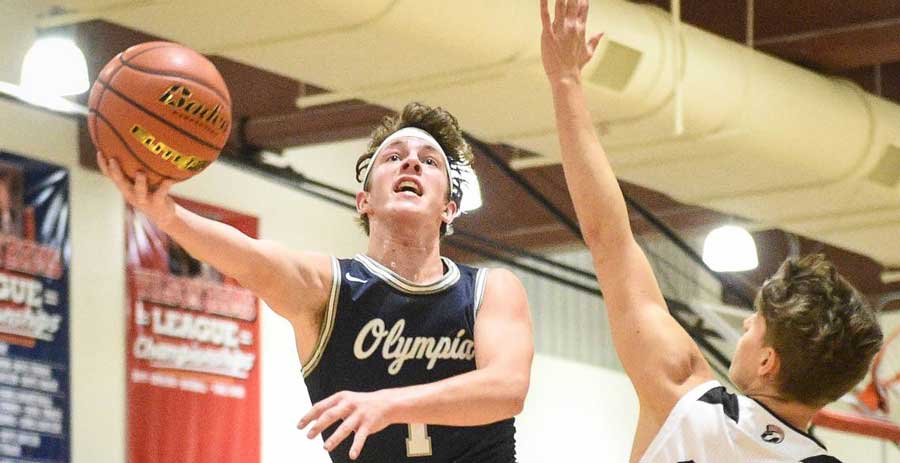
[134,172,148,204]
[553,0,566,34]
[587,32,604,56]
[298,406,324,430]
[107,157,125,183]
[96,152,109,177]
[540,0,553,32]
[323,416,358,452]
[154,179,175,199]
[565,0,579,23]
[298,394,341,429]
[577,0,589,23]
[307,403,350,439]
[576,0,588,40]
[107,158,136,201]
[348,426,370,461]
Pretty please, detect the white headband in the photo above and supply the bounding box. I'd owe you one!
[362,127,454,196]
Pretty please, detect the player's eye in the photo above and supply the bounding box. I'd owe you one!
[424,157,438,166]
[387,153,400,161]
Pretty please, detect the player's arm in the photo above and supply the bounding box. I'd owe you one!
[540,0,713,419]
[299,268,533,459]
[387,268,533,424]
[97,152,332,322]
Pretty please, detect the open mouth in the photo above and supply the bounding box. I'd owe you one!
[393,178,423,196]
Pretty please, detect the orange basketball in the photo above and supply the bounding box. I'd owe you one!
[87,41,232,186]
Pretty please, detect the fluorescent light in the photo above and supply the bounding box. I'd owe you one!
[20,37,89,96]
[702,225,758,272]
[0,81,88,115]
[881,270,900,284]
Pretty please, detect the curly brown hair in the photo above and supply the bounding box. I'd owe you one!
[355,102,474,236]
[757,254,883,407]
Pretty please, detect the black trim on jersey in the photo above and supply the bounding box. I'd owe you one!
[748,396,827,451]
[802,456,842,463]
[698,386,740,424]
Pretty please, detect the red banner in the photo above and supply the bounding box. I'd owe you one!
[126,197,260,463]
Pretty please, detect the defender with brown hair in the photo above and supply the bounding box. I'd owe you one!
[733,254,882,410]
[540,0,882,461]
[96,100,533,463]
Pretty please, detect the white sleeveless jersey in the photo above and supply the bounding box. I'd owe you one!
[640,381,841,463]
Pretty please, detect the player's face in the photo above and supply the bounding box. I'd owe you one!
[361,137,456,232]
[729,311,769,392]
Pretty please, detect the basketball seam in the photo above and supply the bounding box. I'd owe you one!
[121,43,178,63]
[94,78,225,151]
[92,54,129,164]
[91,109,171,181]
[119,53,231,104]
[92,49,149,134]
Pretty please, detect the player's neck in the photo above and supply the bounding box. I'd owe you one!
[366,223,444,284]
[747,392,818,433]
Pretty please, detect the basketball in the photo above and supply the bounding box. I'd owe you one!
[87,41,232,186]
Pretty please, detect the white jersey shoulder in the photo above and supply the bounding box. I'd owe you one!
[640,380,841,463]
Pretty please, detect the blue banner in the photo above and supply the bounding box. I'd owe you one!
[0,151,70,463]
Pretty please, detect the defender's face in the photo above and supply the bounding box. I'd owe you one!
[360,137,456,230]
[729,311,769,392]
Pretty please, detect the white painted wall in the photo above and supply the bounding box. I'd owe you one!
[518,355,639,461]
[0,1,43,85]
[818,428,900,463]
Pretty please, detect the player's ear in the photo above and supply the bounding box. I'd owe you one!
[758,346,780,379]
[356,191,370,215]
[441,200,458,226]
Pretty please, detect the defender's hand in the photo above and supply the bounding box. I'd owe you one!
[540,0,604,83]
[298,390,395,460]
[96,151,177,226]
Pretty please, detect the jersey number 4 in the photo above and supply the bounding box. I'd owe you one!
[406,424,432,457]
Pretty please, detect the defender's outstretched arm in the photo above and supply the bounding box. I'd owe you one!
[539,0,713,427]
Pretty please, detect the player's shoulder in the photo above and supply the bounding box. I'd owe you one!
[478,267,527,302]
[451,260,523,291]
[671,380,733,419]
[694,382,740,422]
[477,266,523,288]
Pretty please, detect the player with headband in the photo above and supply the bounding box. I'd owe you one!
[96,101,533,462]
[540,1,882,462]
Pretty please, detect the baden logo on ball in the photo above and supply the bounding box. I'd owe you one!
[157,84,230,135]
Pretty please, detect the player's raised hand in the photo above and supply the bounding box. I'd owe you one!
[97,151,177,226]
[540,0,604,82]
[298,390,395,460]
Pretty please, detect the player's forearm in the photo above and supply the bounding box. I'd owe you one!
[387,367,528,426]
[550,77,633,255]
[157,204,274,286]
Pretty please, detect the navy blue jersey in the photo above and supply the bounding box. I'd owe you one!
[303,254,517,463]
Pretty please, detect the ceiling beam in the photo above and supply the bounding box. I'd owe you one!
[242,100,393,150]
[835,62,900,101]
[753,1,900,39]
[757,21,900,70]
